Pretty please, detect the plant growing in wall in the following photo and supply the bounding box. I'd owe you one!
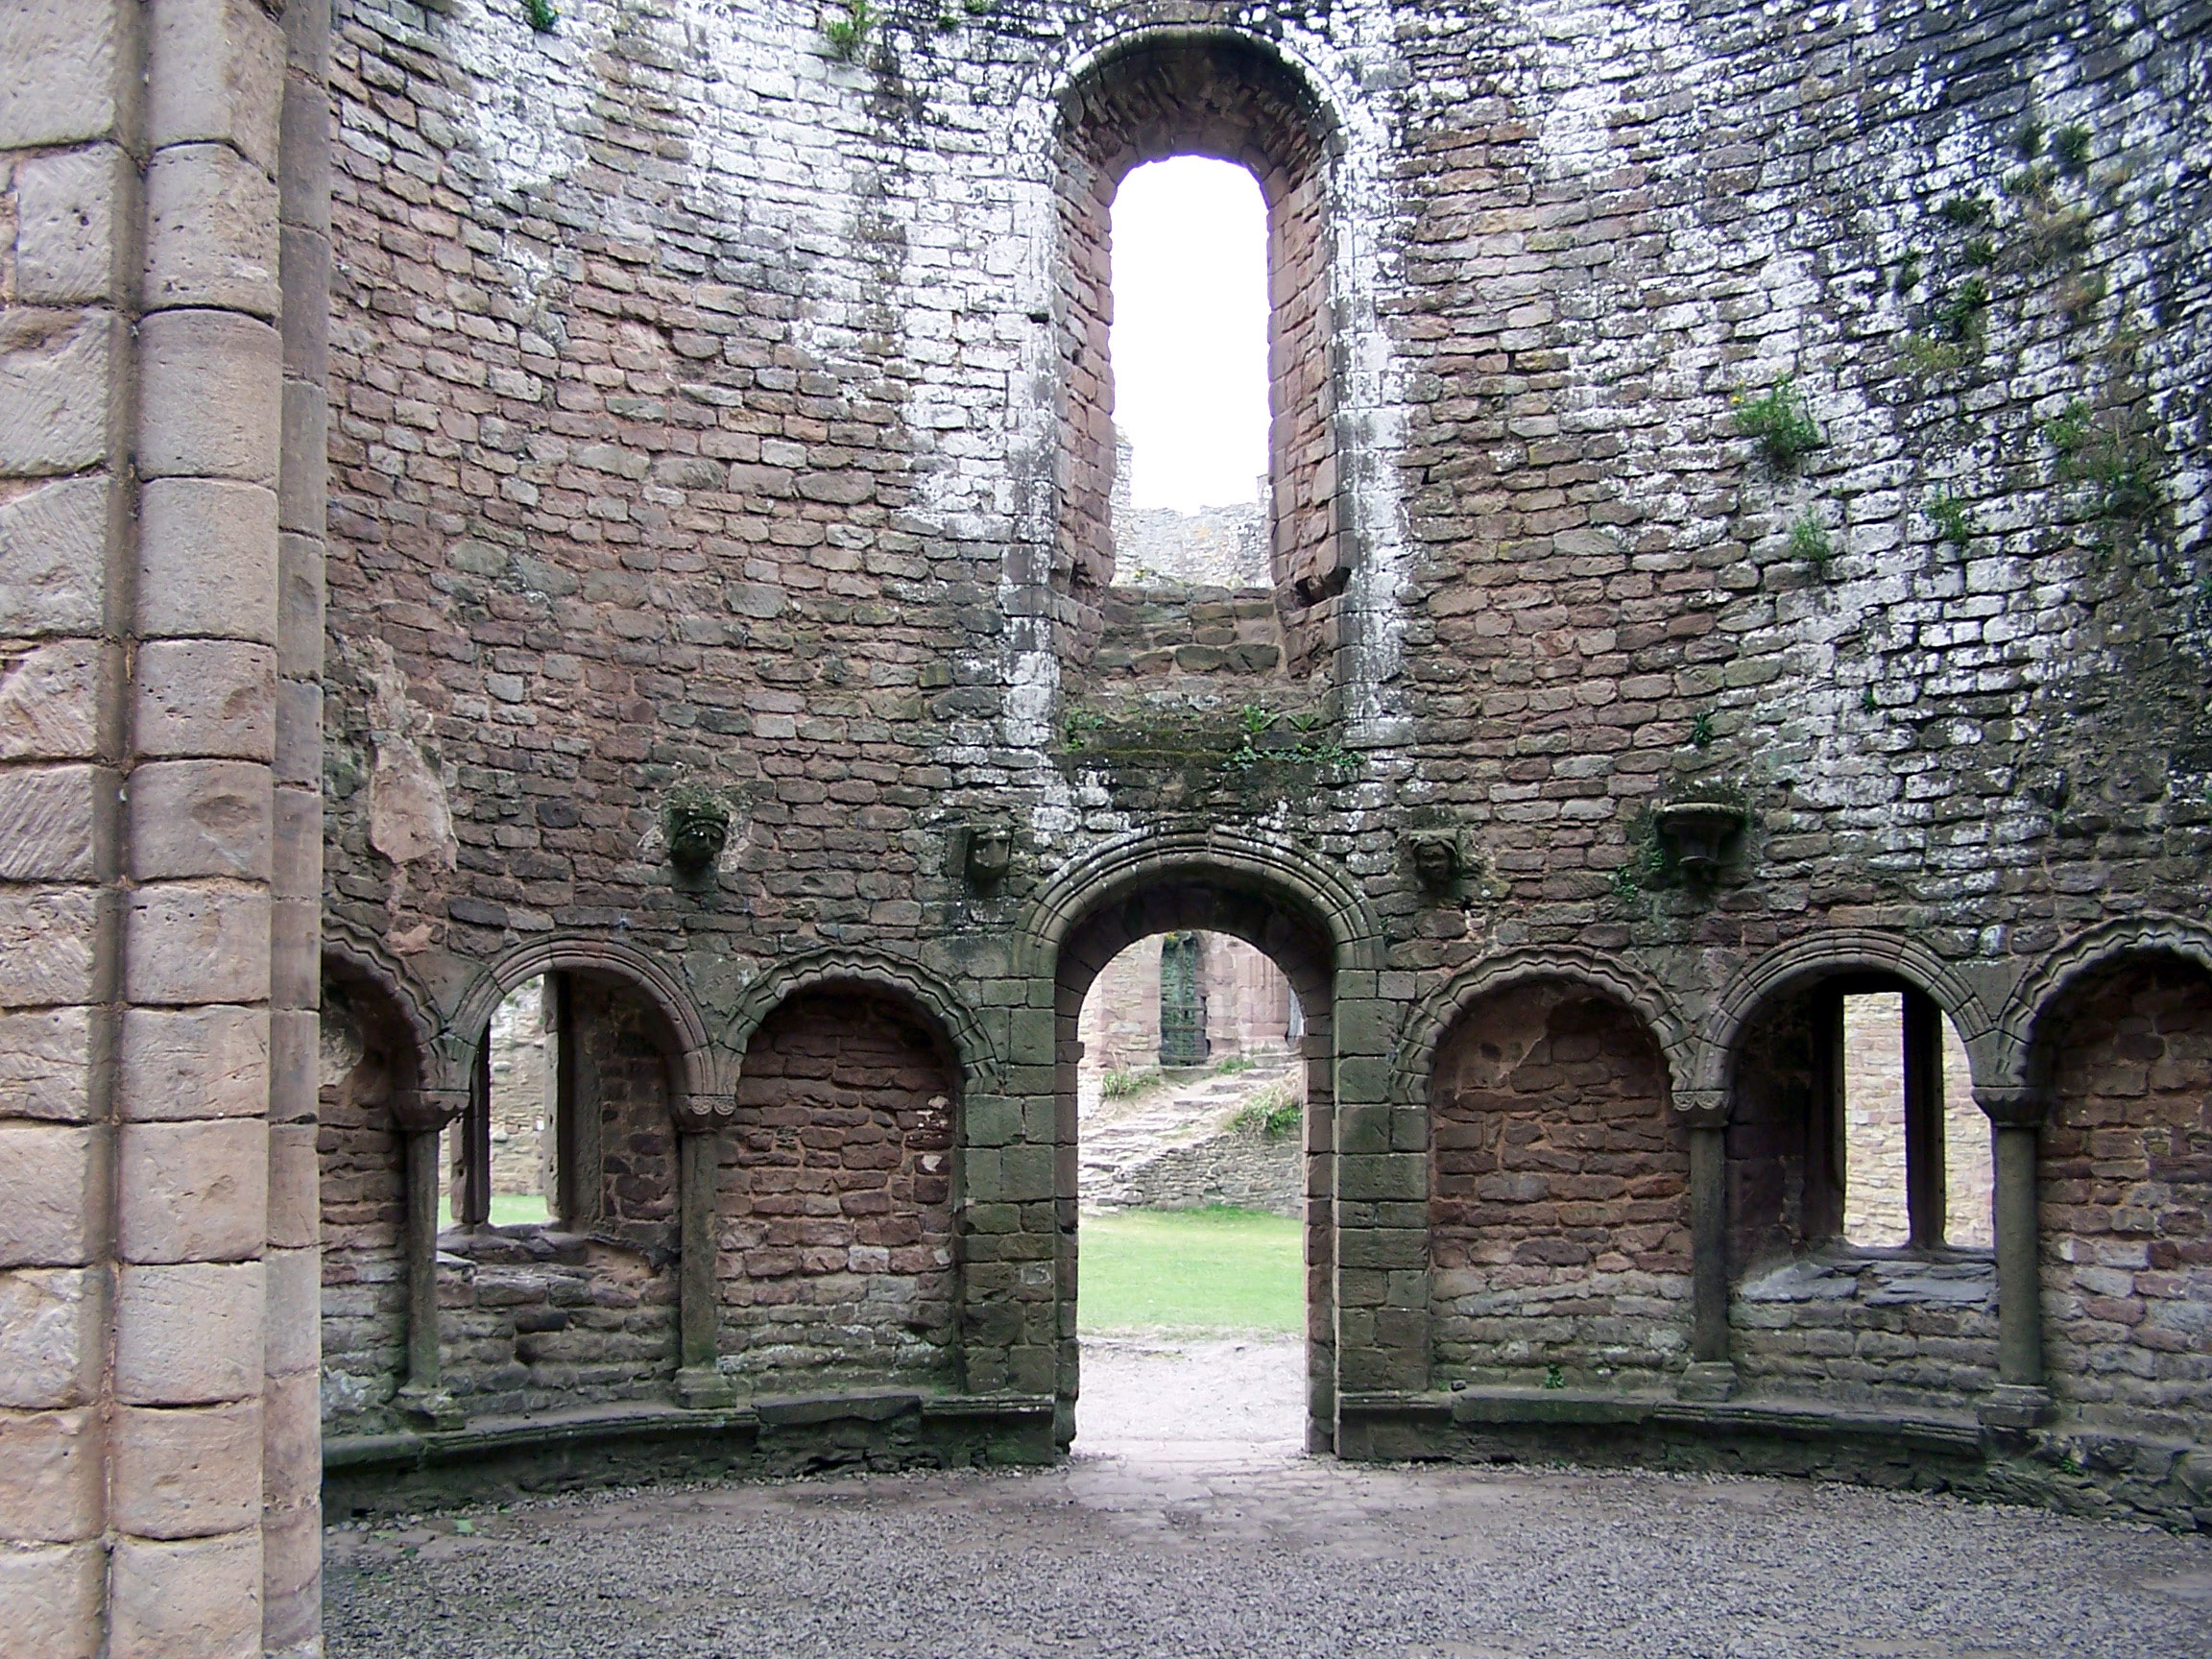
[824,0,875,60]
[1926,491,1974,551]
[1789,511,1836,576]
[524,0,557,31]
[1733,375,1824,469]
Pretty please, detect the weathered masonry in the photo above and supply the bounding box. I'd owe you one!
[1,0,2209,1649]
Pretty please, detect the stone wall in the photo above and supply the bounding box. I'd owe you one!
[487,980,550,1199]
[318,980,409,1427]
[1840,993,1992,1250]
[1431,983,1691,1386]
[718,989,958,1385]
[2043,961,2212,1438]
[1078,931,1299,1071]
[1109,1124,1301,1216]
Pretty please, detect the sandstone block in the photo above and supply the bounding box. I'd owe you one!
[110,1400,262,1539]
[277,377,327,536]
[147,0,284,171]
[0,476,109,639]
[109,1529,262,1659]
[282,0,328,78]
[265,1123,318,1250]
[0,888,101,1007]
[119,1118,267,1264]
[137,310,281,486]
[257,1371,320,1507]
[276,80,330,234]
[0,312,118,475]
[0,765,105,882]
[275,533,325,679]
[134,639,276,759]
[0,0,128,147]
[118,1005,268,1120]
[259,1504,322,1653]
[15,145,135,304]
[115,1261,264,1404]
[0,1408,100,1542]
[144,143,281,317]
[0,641,102,761]
[277,227,328,379]
[268,895,316,1009]
[124,882,272,1007]
[270,784,321,901]
[136,478,279,643]
[261,1245,319,1375]
[0,1268,103,1408]
[129,760,273,881]
[0,1123,107,1267]
[273,677,321,785]
[266,1008,315,1125]
[0,1540,101,1659]
[0,1008,99,1123]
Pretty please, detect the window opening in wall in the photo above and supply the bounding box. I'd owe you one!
[441,975,563,1229]
[1108,156,1272,588]
[1075,930,1306,1452]
[1836,990,1991,1249]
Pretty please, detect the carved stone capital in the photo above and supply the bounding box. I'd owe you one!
[1974,1085,2051,1129]
[675,1093,738,1133]
[1671,1088,1728,1131]
[391,1088,466,1134]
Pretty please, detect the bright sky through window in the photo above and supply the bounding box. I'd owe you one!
[1109,157,1270,514]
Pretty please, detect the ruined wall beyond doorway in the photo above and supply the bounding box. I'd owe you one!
[1079,931,1298,1072]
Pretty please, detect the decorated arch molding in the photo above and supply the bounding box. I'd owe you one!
[1689,928,2001,1100]
[321,925,443,1126]
[1998,913,2212,1089]
[443,935,718,1109]
[721,947,1002,1098]
[1390,947,1695,1110]
[1011,825,1386,983]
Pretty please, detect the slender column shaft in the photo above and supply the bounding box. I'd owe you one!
[1994,1121,2044,1386]
[404,1127,442,1388]
[1690,1123,1729,1363]
[679,1127,720,1371]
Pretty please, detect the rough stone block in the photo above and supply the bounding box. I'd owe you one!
[137,310,281,486]
[136,479,279,643]
[0,311,118,475]
[15,145,135,304]
[110,1400,262,1539]
[265,1123,317,1250]
[276,377,326,535]
[0,1008,99,1123]
[115,1261,265,1405]
[147,0,284,171]
[118,1005,267,1120]
[119,1118,267,1264]
[0,642,103,761]
[0,889,101,1007]
[124,882,272,1007]
[129,760,273,881]
[0,1408,100,1542]
[108,1529,262,1659]
[134,640,276,759]
[261,1244,319,1375]
[0,1123,107,1267]
[0,1268,103,1408]
[0,476,109,639]
[0,0,129,147]
[0,1540,101,1659]
[0,765,104,882]
[275,533,325,678]
[144,143,281,317]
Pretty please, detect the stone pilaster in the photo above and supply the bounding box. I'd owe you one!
[1976,1085,2053,1429]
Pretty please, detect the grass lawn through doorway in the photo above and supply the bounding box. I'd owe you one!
[1079,1206,1303,1334]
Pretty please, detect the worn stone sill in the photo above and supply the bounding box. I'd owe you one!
[1340,1386,1984,1454]
[325,1389,1058,1471]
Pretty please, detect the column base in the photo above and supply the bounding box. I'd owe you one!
[396,1383,466,1431]
[1676,1361,1739,1403]
[674,1365,737,1410]
[1977,1383,2053,1431]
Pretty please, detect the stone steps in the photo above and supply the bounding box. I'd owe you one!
[1077,1056,1299,1206]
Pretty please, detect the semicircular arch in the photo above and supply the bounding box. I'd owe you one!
[2002,913,2212,1090]
[1394,948,1693,1109]
[722,948,1002,1098]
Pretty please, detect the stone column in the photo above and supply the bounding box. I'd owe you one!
[0,4,140,1651]
[392,1092,462,1430]
[1975,1085,2053,1429]
[673,1101,734,1407]
[1332,981,1428,1402]
[263,0,329,1648]
[1674,1090,1737,1402]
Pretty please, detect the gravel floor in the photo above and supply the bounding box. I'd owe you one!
[325,1337,2212,1659]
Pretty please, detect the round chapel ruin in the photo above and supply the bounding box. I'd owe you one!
[1,0,2208,1650]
